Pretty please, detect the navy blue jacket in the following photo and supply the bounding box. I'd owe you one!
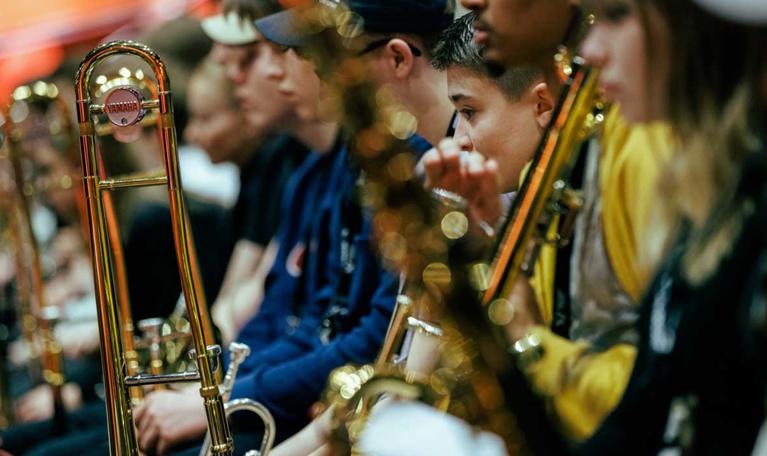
[230,136,432,437]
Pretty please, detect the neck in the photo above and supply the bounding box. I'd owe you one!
[233,138,262,168]
[292,120,339,154]
[407,75,455,145]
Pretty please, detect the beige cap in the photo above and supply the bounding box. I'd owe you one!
[201,12,260,46]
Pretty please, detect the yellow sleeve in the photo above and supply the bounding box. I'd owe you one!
[523,326,637,441]
[600,106,674,300]
[522,108,673,441]
[529,223,557,326]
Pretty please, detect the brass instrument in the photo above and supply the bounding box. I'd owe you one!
[74,41,231,455]
[0,127,12,428]
[433,51,606,452]
[198,342,276,456]
[299,1,605,451]
[0,81,78,430]
[278,2,462,451]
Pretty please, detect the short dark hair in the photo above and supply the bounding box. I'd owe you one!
[223,0,281,22]
[431,12,541,100]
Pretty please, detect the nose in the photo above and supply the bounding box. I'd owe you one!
[453,117,474,151]
[183,123,194,145]
[461,0,486,12]
[228,65,248,85]
[183,120,200,146]
[579,25,609,68]
[262,47,287,82]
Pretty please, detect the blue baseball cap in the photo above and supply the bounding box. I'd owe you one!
[254,0,454,48]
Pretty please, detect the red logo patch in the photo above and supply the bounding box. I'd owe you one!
[286,242,306,278]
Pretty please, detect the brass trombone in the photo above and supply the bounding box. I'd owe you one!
[0,81,77,430]
[74,40,232,455]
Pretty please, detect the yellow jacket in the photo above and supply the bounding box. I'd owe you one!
[526,106,673,441]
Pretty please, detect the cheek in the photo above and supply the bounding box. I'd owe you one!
[203,116,235,144]
[468,121,500,160]
[620,27,647,88]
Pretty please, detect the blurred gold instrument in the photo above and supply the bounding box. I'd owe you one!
[286,2,460,451]
[0,81,78,430]
[74,40,231,455]
[299,1,606,451]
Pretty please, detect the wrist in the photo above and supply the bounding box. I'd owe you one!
[511,331,545,373]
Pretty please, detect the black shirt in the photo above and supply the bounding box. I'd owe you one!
[231,135,309,246]
[580,156,767,455]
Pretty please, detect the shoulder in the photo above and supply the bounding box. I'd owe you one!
[601,107,674,178]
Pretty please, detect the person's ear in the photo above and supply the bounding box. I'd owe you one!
[382,38,416,79]
[531,81,554,129]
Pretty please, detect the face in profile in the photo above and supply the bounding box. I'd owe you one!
[447,67,550,192]
[281,49,324,123]
[461,0,575,68]
[211,40,298,132]
[580,0,670,124]
[184,73,257,165]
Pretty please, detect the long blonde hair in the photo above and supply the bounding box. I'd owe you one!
[641,0,766,285]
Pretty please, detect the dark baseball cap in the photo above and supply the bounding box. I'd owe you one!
[254,0,454,48]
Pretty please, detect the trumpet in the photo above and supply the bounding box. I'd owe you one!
[198,342,276,456]
[74,41,231,455]
[0,81,77,430]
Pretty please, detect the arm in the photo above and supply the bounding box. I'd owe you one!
[522,112,673,442]
[213,238,279,344]
[230,270,398,427]
[521,327,636,441]
[270,407,334,456]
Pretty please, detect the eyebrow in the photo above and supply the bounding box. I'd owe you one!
[450,93,470,103]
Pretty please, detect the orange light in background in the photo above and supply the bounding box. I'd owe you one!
[0,0,216,102]
[0,45,64,103]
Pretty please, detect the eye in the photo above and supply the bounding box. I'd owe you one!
[239,48,257,68]
[602,1,632,22]
[459,108,476,121]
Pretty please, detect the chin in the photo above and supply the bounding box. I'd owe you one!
[246,115,267,131]
[620,107,649,125]
[480,46,518,77]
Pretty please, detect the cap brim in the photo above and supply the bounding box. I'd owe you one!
[254,9,310,48]
[201,13,260,46]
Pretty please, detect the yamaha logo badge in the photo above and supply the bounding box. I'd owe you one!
[104,87,145,127]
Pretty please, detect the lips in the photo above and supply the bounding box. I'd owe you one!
[472,20,491,46]
[600,80,621,101]
[237,92,257,110]
[474,30,489,46]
